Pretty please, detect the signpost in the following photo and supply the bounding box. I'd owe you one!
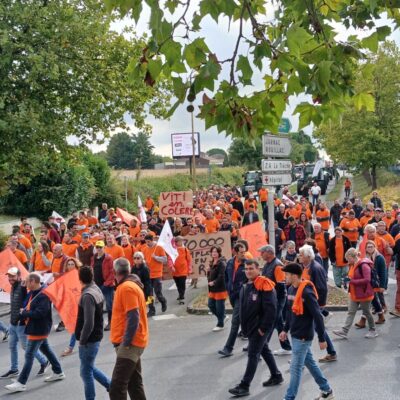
[262,133,293,247]
[278,118,292,134]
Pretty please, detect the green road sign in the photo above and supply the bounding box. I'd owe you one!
[278,118,292,134]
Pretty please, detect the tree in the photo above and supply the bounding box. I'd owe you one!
[226,138,262,169]
[314,42,400,189]
[132,132,156,169]
[106,0,397,141]
[0,0,171,192]
[206,148,228,157]
[106,132,136,169]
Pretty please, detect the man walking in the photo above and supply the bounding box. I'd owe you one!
[0,267,48,379]
[280,263,334,400]
[228,259,283,397]
[218,244,247,357]
[109,257,148,400]
[75,266,111,399]
[5,272,65,392]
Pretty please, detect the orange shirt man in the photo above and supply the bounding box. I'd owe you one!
[258,188,268,203]
[340,212,361,244]
[204,214,220,233]
[105,239,125,261]
[315,206,330,231]
[142,236,167,279]
[145,196,155,211]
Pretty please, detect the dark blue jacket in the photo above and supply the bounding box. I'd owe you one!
[20,285,52,337]
[225,256,247,305]
[303,260,328,307]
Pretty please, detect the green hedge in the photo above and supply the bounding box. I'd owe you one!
[123,167,244,213]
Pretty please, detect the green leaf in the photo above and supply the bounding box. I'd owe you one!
[376,26,391,41]
[183,38,209,68]
[353,92,375,112]
[320,4,329,16]
[165,0,179,13]
[147,59,163,80]
[236,55,253,85]
[130,0,143,23]
[361,32,378,52]
[171,77,187,101]
[252,42,271,70]
[194,58,221,92]
[287,26,313,57]
[162,40,182,65]
[200,0,220,22]
[316,60,333,92]
[165,99,181,118]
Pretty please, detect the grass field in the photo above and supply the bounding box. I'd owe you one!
[0,215,17,224]
[112,168,208,180]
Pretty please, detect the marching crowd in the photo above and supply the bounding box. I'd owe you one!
[0,179,400,399]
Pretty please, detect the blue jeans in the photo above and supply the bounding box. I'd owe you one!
[224,300,240,352]
[79,342,110,400]
[9,324,47,371]
[18,338,63,385]
[208,298,225,327]
[285,338,331,400]
[0,320,8,333]
[242,331,281,387]
[268,296,291,351]
[101,286,114,315]
[69,333,77,349]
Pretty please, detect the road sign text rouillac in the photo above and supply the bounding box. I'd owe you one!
[262,134,292,157]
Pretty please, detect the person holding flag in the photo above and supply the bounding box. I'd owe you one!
[5,272,65,393]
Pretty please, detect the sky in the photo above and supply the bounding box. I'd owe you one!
[89,2,400,157]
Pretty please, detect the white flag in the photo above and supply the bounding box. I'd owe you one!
[282,194,295,207]
[51,211,65,223]
[157,220,179,263]
[138,196,147,223]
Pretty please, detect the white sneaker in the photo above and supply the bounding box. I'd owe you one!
[44,372,66,382]
[332,329,348,339]
[273,349,292,356]
[324,312,334,324]
[5,381,26,392]
[365,330,379,339]
[212,326,224,332]
[224,316,229,323]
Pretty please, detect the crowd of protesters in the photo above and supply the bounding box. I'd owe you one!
[1,180,400,399]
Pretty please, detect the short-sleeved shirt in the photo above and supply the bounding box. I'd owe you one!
[110,280,148,348]
[13,249,28,265]
[105,244,125,260]
[142,245,166,279]
[62,242,79,257]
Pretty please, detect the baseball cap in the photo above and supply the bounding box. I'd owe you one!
[6,267,19,276]
[82,233,90,238]
[95,240,105,248]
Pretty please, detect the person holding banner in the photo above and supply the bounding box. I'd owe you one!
[5,272,65,393]
[207,246,228,332]
[1,267,48,380]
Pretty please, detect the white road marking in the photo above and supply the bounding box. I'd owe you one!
[152,314,178,321]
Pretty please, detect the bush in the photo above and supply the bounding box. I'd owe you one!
[0,230,8,251]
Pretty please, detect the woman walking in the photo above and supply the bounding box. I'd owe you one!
[172,236,192,304]
[207,246,228,332]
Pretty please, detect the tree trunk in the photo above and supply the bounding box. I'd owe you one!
[371,165,377,190]
[362,170,372,187]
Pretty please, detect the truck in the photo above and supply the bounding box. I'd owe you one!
[241,171,262,197]
[296,163,329,196]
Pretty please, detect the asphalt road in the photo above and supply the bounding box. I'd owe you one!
[1,276,400,400]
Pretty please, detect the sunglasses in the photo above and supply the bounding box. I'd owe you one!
[95,246,103,249]
[133,257,142,260]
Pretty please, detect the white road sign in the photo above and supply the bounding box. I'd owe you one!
[262,134,292,157]
[262,159,292,173]
[262,173,292,186]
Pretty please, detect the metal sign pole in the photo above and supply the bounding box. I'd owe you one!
[267,189,275,248]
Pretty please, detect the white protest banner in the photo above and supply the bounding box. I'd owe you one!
[184,231,231,277]
[157,220,179,263]
[159,190,193,219]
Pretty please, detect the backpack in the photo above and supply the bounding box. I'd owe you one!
[359,262,380,289]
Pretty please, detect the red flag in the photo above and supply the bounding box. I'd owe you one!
[116,207,139,226]
[0,248,29,293]
[43,269,81,334]
[239,222,267,258]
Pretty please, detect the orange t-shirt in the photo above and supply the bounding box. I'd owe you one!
[244,199,258,211]
[382,216,394,230]
[110,280,148,348]
[51,256,65,275]
[340,218,361,243]
[231,209,241,222]
[88,216,98,226]
[173,247,192,277]
[105,244,125,261]
[129,226,141,238]
[316,209,330,231]
[142,245,166,279]
[377,232,394,265]
[13,249,28,265]
[204,218,220,233]
[77,218,89,233]
[285,208,299,220]
[122,244,136,266]
[31,251,53,272]
[335,238,345,267]
[62,242,79,257]
[314,232,328,259]
[145,198,155,210]
[18,235,33,250]
[360,215,372,228]
[259,188,268,202]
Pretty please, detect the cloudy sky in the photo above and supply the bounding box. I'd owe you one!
[90,3,400,157]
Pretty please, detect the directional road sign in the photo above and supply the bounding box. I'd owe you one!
[278,118,292,134]
[262,173,292,186]
[261,159,292,173]
[262,134,292,157]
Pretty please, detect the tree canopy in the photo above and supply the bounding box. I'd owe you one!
[105,0,398,141]
[314,42,400,189]
[0,0,170,192]
[206,148,228,157]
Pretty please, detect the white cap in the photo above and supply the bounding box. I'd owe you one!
[6,267,19,276]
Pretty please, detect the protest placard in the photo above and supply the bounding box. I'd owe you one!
[184,231,231,277]
[239,222,267,258]
[159,190,193,218]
